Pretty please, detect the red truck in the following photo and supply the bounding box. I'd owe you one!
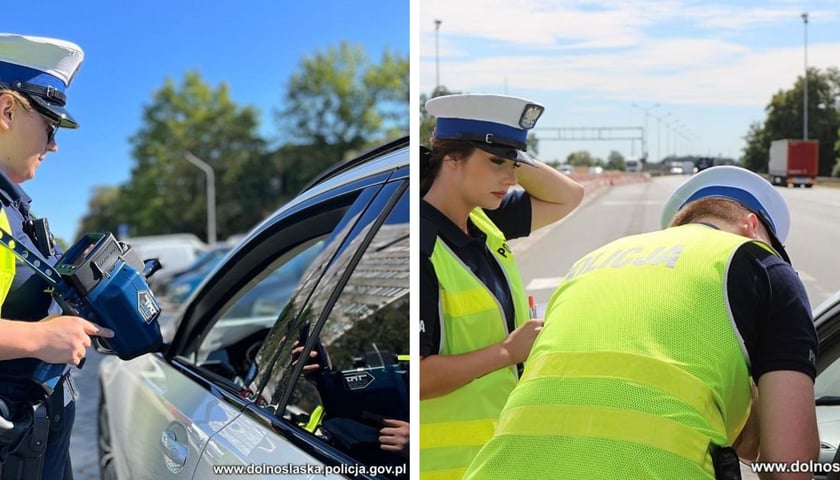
[768,139,819,188]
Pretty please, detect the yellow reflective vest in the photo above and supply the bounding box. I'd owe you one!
[464,224,767,479]
[420,208,529,480]
[0,209,16,312]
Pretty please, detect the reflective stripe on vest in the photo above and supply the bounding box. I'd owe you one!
[420,208,529,480]
[0,209,16,312]
[463,224,769,479]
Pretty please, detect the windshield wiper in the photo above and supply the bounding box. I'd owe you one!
[816,396,840,405]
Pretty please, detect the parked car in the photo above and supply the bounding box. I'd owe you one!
[164,246,234,304]
[98,137,409,479]
[122,233,210,291]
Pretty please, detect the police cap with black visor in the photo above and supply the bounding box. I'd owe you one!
[661,165,792,264]
[425,93,545,166]
[0,33,83,132]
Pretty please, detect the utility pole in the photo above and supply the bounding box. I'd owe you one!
[802,11,809,140]
[184,151,217,245]
[434,19,442,93]
[631,103,659,162]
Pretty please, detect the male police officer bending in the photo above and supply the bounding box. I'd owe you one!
[463,166,818,480]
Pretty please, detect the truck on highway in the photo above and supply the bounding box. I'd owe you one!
[769,139,819,188]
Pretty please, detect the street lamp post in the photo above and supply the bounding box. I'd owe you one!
[434,19,442,93]
[631,103,659,161]
[652,112,672,163]
[184,151,217,245]
[802,11,809,140]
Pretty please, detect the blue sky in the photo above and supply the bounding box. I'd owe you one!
[5,0,408,242]
[420,0,840,166]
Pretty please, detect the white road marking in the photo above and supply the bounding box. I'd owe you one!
[527,277,565,291]
[797,270,816,282]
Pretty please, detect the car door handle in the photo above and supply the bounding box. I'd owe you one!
[160,423,188,473]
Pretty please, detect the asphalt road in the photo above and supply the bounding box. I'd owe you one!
[69,349,104,480]
[513,174,840,310]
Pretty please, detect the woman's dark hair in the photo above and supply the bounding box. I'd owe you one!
[420,138,476,197]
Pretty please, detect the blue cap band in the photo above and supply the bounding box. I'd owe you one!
[435,117,527,147]
[0,62,66,92]
[682,185,777,234]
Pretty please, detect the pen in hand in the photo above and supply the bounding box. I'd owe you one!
[528,295,538,319]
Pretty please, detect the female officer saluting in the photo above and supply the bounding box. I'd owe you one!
[419,93,584,480]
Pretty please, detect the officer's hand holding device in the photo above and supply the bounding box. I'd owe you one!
[0,230,164,394]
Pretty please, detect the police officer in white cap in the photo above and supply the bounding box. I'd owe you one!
[463,165,818,480]
[0,33,114,480]
[419,93,584,479]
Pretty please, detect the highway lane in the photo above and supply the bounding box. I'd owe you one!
[512,175,840,311]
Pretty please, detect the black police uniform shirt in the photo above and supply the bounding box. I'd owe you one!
[420,190,532,358]
[0,169,64,401]
[724,235,818,382]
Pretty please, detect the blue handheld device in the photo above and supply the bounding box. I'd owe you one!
[0,231,163,395]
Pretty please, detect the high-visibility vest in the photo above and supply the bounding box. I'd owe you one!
[464,224,767,479]
[420,208,529,480]
[0,209,16,313]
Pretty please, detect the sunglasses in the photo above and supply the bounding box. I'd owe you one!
[12,94,60,144]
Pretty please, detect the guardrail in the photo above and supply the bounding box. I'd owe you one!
[817,176,840,184]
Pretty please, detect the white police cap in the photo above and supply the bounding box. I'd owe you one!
[0,33,84,128]
[661,165,791,262]
[425,93,545,167]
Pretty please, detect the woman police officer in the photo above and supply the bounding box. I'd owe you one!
[0,33,113,479]
[419,93,584,479]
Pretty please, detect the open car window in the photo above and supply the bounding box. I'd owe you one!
[254,185,409,474]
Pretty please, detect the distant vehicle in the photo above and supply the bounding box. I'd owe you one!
[589,166,604,175]
[556,164,574,175]
[625,159,641,173]
[122,233,209,276]
[693,157,714,173]
[164,246,233,304]
[769,139,819,188]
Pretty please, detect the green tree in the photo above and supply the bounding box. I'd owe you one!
[606,150,626,171]
[277,41,408,163]
[79,71,269,240]
[567,150,595,167]
[745,67,840,176]
[741,122,770,172]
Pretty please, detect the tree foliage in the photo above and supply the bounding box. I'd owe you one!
[79,43,408,240]
[606,150,626,171]
[742,67,840,176]
[567,150,596,167]
[277,41,408,161]
[79,72,268,240]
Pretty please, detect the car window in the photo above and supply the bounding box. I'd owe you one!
[252,185,409,473]
[172,183,384,396]
[194,239,326,370]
